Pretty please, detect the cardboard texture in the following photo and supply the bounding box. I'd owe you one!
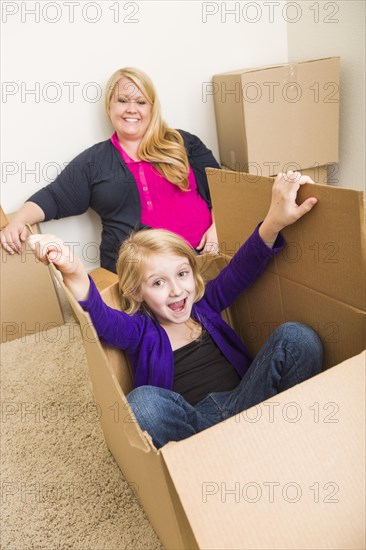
[222,164,329,184]
[161,352,365,550]
[0,207,64,343]
[53,270,365,550]
[213,57,340,176]
[301,164,328,184]
[50,171,365,548]
[89,266,118,292]
[206,168,365,369]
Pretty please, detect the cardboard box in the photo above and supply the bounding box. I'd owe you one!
[89,266,118,292]
[213,57,340,177]
[299,164,328,184]
[0,207,65,343]
[207,168,365,368]
[222,164,329,184]
[49,173,365,549]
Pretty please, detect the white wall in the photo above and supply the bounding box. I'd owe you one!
[2,0,288,269]
[2,1,365,270]
[287,0,366,192]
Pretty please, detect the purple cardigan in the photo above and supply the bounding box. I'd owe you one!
[79,225,286,390]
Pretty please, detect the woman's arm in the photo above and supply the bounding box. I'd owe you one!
[179,130,220,254]
[179,130,220,207]
[196,211,219,255]
[1,144,103,255]
[0,202,45,254]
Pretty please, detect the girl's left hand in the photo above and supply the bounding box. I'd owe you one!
[259,171,318,247]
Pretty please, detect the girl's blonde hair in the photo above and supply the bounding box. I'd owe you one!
[105,67,190,190]
[116,229,205,315]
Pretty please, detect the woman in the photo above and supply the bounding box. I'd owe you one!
[0,67,220,272]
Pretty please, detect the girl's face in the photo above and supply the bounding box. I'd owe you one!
[109,77,152,143]
[138,253,196,328]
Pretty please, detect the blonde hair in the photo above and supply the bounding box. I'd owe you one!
[116,229,205,315]
[105,67,190,190]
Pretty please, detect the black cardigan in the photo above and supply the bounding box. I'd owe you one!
[28,130,220,272]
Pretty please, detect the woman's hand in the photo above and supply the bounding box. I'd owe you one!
[259,171,317,248]
[27,234,90,301]
[0,220,30,253]
[0,202,45,253]
[196,221,219,255]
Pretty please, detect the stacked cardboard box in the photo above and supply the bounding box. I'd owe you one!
[50,175,365,549]
[212,57,340,182]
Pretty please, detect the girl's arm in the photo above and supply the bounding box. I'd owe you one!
[27,234,90,301]
[204,171,317,311]
[27,234,144,352]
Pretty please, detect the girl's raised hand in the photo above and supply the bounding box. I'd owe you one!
[27,234,90,300]
[259,171,318,248]
[27,234,80,274]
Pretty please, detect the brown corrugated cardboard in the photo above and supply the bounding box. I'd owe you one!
[44,174,365,548]
[213,57,340,176]
[89,266,118,292]
[0,207,65,343]
[52,267,366,549]
[301,164,328,184]
[223,164,329,183]
[161,351,365,550]
[207,168,365,368]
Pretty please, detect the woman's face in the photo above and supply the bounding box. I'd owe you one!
[109,77,152,143]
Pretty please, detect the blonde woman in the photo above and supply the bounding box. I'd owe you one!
[0,67,220,272]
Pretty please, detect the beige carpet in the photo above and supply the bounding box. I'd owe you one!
[0,291,163,550]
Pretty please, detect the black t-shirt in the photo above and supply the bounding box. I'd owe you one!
[172,330,241,406]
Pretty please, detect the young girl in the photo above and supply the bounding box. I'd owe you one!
[28,171,323,449]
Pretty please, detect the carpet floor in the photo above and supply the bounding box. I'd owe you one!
[0,290,163,550]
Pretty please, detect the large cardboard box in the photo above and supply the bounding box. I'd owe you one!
[207,168,365,369]
[212,57,340,177]
[50,174,365,549]
[0,207,65,343]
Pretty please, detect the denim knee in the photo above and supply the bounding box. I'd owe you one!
[128,385,188,425]
[276,322,323,374]
[127,384,164,412]
[126,385,198,448]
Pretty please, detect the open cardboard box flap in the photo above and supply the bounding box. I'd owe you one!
[46,170,366,548]
[206,168,366,369]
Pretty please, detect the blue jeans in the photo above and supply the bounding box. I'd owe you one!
[127,322,323,449]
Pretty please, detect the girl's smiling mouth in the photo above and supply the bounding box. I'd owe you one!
[168,298,186,312]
